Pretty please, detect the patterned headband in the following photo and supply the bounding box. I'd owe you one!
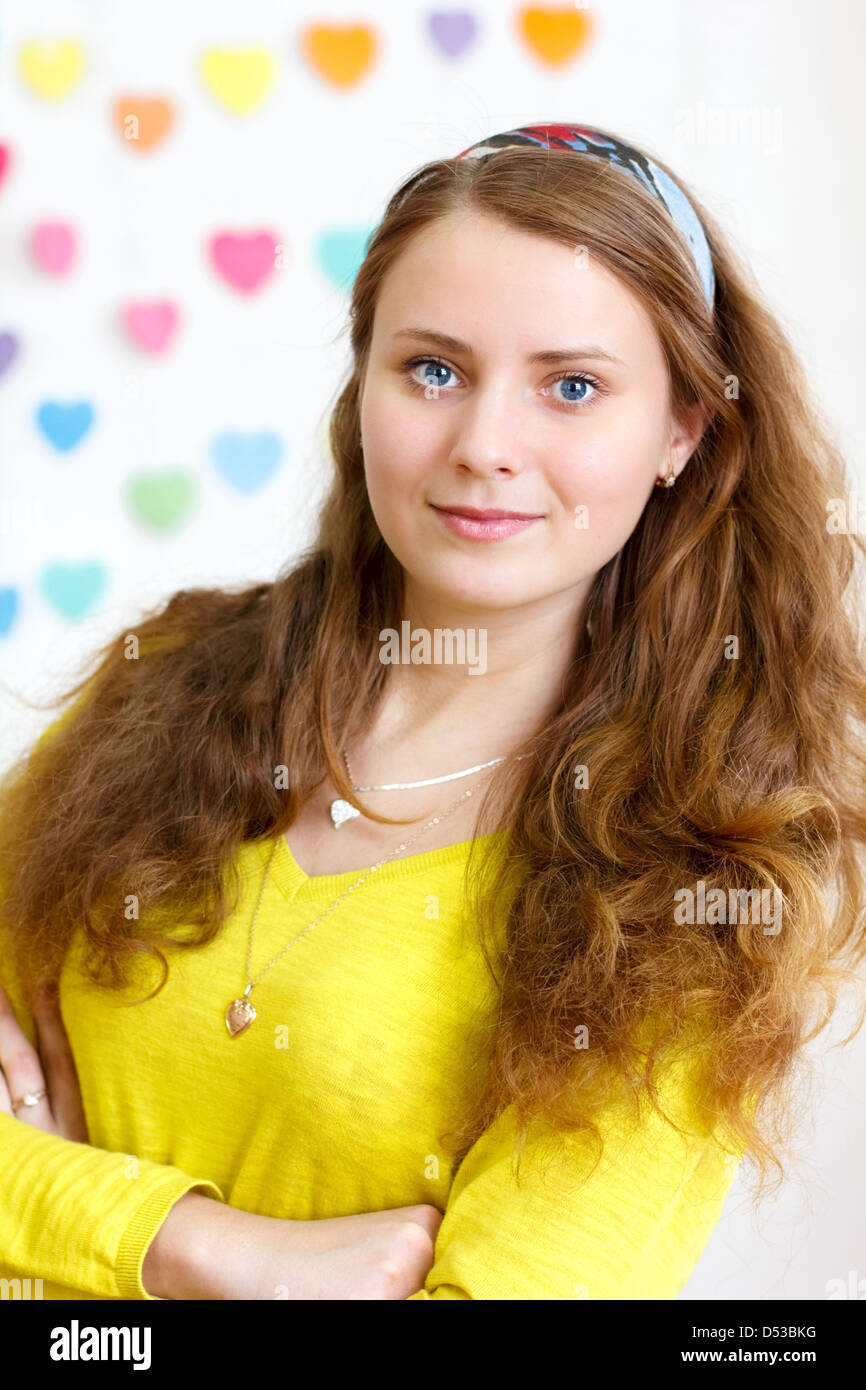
[455,123,715,311]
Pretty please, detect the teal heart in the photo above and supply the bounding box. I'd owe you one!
[36,400,95,451]
[211,432,284,493]
[40,562,107,620]
[0,586,18,636]
[127,468,197,531]
[315,226,375,291]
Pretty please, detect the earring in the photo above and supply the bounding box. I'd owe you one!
[655,458,677,488]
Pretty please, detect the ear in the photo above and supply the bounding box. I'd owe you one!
[668,400,709,473]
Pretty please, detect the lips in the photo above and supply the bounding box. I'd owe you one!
[431,504,543,520]
[430,502,544,542]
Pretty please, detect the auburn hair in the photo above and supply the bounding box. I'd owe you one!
[3,140,866,1201]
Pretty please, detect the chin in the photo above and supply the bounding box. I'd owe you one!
[415,571,542,612]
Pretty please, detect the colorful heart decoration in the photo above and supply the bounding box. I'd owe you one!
[126,469,197,532]
[40,562,107,620]
[301,24,378,88]
[0,331,19,377]
[208,231,280,294]
[517,5,594,66]
[122,301,179,353]
[0,587,19,638]
[31,222,77,275]
[200,48,277,113]
[18,40,86,100]
[315,226,374,291]
[113,96,175,152]
[428,12,478,58]
[36,400,95,452]
[0,145,10,190]
[211,432,284,494]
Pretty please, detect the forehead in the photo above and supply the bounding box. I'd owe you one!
[372,209,661,361]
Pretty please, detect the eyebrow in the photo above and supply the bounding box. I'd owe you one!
[390,326,626,367]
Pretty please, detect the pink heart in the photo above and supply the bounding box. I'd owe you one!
[208,231,279,294]
[122,300,179,353]
[31,221,77,275]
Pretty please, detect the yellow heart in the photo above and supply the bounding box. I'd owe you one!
[200,48,277,114]
[18,40,86,100]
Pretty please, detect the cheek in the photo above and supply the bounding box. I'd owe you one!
[361,390,435,490]
[553,426,661,549]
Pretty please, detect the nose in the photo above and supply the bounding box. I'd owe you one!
[447,379,526,478]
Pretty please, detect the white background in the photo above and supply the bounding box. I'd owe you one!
[0,0,863,1300]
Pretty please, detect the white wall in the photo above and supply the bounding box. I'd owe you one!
[1,0,863,1300]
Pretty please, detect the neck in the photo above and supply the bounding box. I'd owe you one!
[358,577,589,775]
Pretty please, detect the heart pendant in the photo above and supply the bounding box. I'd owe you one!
[225,997,256,1037]
[330,797,361,829]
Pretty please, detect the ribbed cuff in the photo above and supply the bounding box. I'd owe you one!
[115,1174,225,1300]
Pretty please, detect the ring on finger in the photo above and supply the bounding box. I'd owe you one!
[11,1087,49,1113]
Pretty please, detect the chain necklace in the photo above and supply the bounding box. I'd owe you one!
[328,750,530,822]
[329,748,530,828]
[225,765,498,1036]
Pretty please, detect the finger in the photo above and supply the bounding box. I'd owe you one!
[0,982,53,1128]
[32,980,88,1142]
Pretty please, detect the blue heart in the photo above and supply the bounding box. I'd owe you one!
[0,586,19,636]
[36,400,95,451]
[40,562,107,620]
[315,226,375,291]
[211,432,284,494]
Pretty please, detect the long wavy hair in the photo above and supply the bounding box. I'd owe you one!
[3,137,866,1201]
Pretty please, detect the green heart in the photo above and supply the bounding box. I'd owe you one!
[127,469,197,532]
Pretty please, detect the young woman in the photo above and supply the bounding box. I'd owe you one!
[2,123,865,1301]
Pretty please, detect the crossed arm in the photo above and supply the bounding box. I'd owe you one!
[0,984,439,1299]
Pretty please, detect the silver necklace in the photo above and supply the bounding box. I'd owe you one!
[329,748,529,829]
[226,766,497,1036]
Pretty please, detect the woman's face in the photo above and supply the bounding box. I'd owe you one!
[359,210,704,614]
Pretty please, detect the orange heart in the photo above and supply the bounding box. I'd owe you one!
[517,6,594,67]
[301,23,377,88]
[113,96,175,152]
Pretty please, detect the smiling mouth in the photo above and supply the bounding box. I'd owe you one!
[431,504,544,520]
[429,503,544,541]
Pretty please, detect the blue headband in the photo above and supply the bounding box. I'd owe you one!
[456,123,715,312]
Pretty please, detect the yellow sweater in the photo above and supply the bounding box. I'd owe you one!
[0,723,741,1301]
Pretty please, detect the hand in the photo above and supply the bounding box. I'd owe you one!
[144,1191,444,1300]
[0,981,89,1142]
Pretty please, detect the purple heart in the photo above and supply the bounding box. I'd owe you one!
[0,331,19,377]
[429,12,477,58]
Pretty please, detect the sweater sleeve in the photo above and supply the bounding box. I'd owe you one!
[0,695,225,1301]
[406,1052,742,1301]
[0,922,226,1300]
[0,1120,224,1299]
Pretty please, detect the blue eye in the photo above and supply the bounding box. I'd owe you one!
[400,356,606,411]
[403,357,456,391]
[554,375,594,404]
